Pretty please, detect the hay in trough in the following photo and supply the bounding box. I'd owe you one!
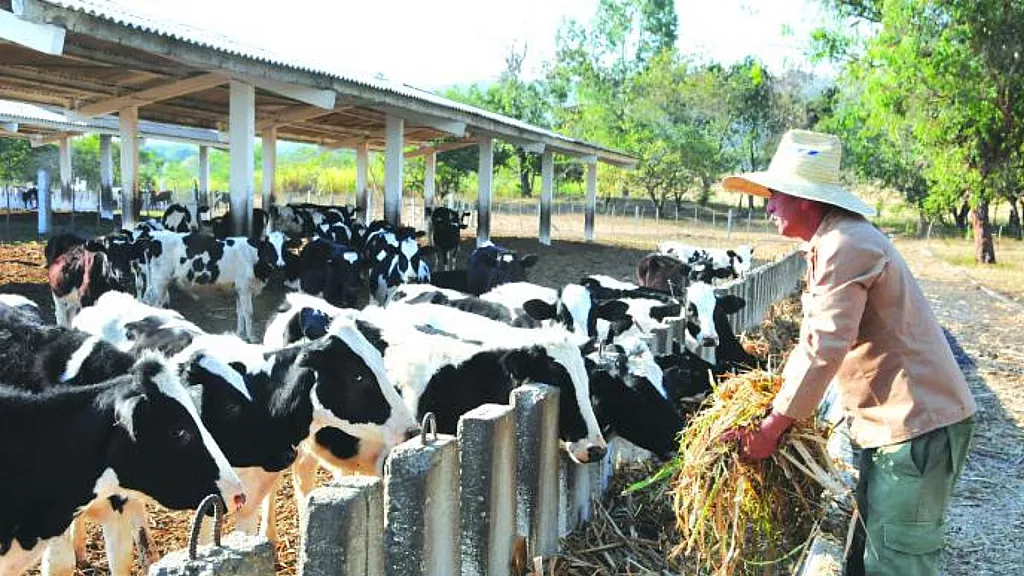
[740,293,802,366]
[665,370,842,576]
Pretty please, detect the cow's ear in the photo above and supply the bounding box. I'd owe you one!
[299,307,332,340]
[419,246,438,257]
[424,207,433,218]
[650,303,682,321]
[717,294,746,315]
[415,230,426,239]
[594,299,629,321]
[521,254,539,268]
[522,298,556,320]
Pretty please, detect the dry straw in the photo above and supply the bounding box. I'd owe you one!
[662,370,842,575]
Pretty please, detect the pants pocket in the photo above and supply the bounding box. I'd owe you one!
[882,520,944,555]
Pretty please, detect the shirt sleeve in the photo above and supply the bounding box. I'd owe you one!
[773,227,888,420]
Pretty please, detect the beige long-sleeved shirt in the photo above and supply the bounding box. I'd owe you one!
[773,209,976,448]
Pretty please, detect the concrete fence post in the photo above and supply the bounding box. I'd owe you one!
[458,404,516,576]
[301,476,384,576]
[384,431,461,576]
[148,533,275,576]
[511,384,560,560]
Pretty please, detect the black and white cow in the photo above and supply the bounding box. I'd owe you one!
[0,294,44,325]
[210,208,271,241]
[45,236,125,327]
[464,241,538,296]
[657,242,754,281]
[0,341,243,576]
[362,223,432,304]
[635,252,695,295]
[426,207,470,271]
[161,204,193,233]
[21,186,38,209]
[136,230,287,340]
[289,238,367,308]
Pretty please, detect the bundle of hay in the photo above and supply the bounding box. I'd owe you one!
[740,295,802,364]
[665,370,842,575]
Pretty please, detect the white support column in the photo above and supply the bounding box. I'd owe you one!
[356,143,370,222]
[539,150,554,246]
[261,127,277,210]
[384,115,404,226]
[118,106,139,228]
[229,80,255,236]
[198,145,210,205]
[99,134,113,220]
[58,136,72,209]
[477,136,494,246]
[584,159,597,243]
[423,150,437,230]
[36,169,50,236]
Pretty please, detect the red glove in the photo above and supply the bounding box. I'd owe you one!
[725,412,795,461]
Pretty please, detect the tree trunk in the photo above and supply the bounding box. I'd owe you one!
[517,150,533,198]
[954,200,970,229]
[916,209,928,238]
[1007,199,1022,240]
[970,202,996,264]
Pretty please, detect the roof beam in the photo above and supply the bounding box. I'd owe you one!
[30,131,81,147]
[404,139,477,158]
[0,9,65,56]
[256,105,339,131]
[231,73,335,110]
[74,73,229,118]
[375,106,466,137]
[0,122,18,133]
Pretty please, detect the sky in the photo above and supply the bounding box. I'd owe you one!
[111,0,831,91]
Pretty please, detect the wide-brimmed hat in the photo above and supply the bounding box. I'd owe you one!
[721,129,876,217]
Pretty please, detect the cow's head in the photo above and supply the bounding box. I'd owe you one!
[635,253,692,297]
[324,249,368,308]
[293,317,419,475]
[106,353,245,512]
[466,243,539,294]
[683,283,746,364]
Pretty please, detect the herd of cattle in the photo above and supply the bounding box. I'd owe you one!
[1,201,757,576]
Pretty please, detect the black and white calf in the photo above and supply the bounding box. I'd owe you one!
[289,238,367,308]
[464,241,538,295]
[425,206,470,271]
[657,242,754,281]
[0,350,243,576]
[72,291,205,357]
[135,230,287,340]
[161,204,193,233]
[363,223,432,304]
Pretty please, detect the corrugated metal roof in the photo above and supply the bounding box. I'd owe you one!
[0,99,228,146]
[28,0,634,165]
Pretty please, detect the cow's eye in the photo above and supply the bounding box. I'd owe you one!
[169,428,192,446]
[352,372,365,382]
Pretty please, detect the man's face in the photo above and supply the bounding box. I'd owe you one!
[766,190,812,240]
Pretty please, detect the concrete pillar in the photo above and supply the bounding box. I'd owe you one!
[198,145,210,207]
[99,134,114,220]
[384,115,404,226]
[423,151,437,231]
[147,532,275,576]
[261,127,277,211]
[476,137,493,247]
[58,135,72,208]
[36,169,49,236]
[118,106,139,227]
[301,477,384,576]
[384,433,460,576]
[229,80,255,237]
[457,404,516,576]
[511,384,560,559]
[584,159,597,242]
[539,150,554,246]
[356,143,370,222]
[557,454,593,536]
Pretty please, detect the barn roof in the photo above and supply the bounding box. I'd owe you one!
[0,98,229,147]
[1,0,636,167]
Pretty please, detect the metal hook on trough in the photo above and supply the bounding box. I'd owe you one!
[188,493,226,560]
[420,412,438,444]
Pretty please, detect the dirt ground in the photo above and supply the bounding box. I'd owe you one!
[1,213,1021,575]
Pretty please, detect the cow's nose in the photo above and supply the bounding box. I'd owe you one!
[587,445,607,462]
[404,426,422,441]
[233,493,247,511]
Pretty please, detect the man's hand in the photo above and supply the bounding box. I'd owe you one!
[726,412,795,461]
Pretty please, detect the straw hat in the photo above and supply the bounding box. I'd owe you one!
[721,129,876,217]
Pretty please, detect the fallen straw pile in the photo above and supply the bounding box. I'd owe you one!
[667,370,843,576]
[740,294,802,365]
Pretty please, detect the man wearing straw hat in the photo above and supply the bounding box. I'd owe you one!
[722,129,976,576]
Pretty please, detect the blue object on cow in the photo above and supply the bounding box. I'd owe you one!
[300,307,331,339]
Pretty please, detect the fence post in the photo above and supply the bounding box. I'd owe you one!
[384,430,461,576]
[727,209,733,239]
[148,533,275,576]
[693,206,698,223]
[301,477,385,576]
[512,384,560,560]
[458,404,517,576]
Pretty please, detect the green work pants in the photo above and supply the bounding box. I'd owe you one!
[853,416,975,576]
